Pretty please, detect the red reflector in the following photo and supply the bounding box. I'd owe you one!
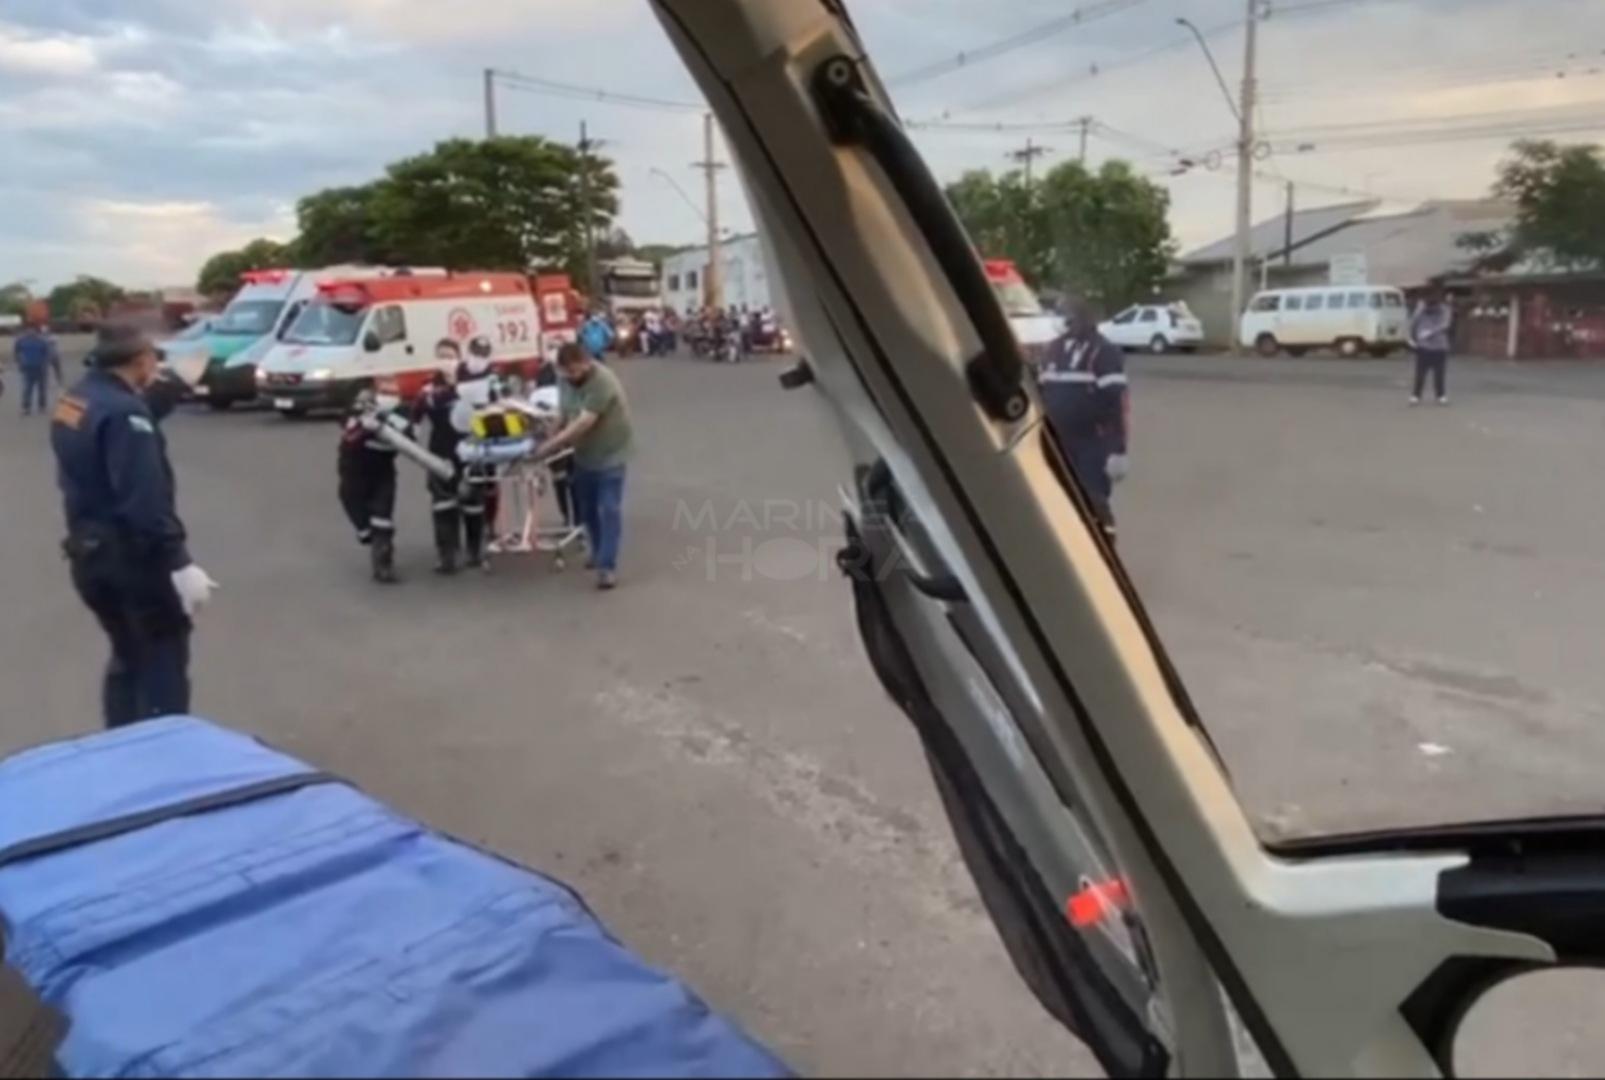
[1067,880,1130,929]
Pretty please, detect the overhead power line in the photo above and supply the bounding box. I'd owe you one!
[492,68,704,114]
[887,0,1150,88]
[953,15,1244,114]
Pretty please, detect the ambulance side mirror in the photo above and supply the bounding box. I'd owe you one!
[362,331,382,353]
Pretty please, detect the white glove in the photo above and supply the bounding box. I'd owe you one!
[1106,454,1130,485]
[171,564,220,617]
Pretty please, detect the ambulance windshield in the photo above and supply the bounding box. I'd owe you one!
[284,301,365,346]
[990,278,1043,317]
[213,299,284,337]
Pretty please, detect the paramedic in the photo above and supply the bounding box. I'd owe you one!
[450,340,501,566]
[52,323,217,728]
[536,343,636,590]
[338,388,407,584]
[1037,298,1129,542]
[413,346,467,574]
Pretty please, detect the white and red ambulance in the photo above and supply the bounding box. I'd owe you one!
[256,272,546,416]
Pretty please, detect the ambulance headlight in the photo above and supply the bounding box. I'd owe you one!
[308,368,333,382]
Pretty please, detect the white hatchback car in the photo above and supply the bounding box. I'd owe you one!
[1099,303,1205,354]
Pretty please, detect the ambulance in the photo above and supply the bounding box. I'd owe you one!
[182,267,392,409]
[256,272,546,416]
[984,258,1063,365]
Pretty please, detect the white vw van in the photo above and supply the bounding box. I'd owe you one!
[1239,285,1410,358]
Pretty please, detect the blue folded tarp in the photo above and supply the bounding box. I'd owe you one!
[0,717,788,1078]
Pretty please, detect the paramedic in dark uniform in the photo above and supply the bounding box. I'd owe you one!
[1037,298,1130,542]
[338,388,408,584]
[51,323,218,728]
[451,338,501,566]
[413,340,467,574]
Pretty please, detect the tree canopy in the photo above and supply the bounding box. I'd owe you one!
[192,136,624,297]
[292,184,390,267]
[47,275,125,320]
[0,282,32,318]
[946,159,1175,311]
[196,238,293,296]
[1476,139,1605,271]
[368,136,619,273]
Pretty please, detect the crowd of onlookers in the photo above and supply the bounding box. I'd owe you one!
[578,305,788,363]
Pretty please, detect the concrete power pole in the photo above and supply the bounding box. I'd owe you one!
[579,121,601,299]
[1008,138,1052,184]
[1283,180,1295,267]
[1231,0,1261,348]
[483,68,497,139]
[694,113,727,310]
[1077,117,1093,165]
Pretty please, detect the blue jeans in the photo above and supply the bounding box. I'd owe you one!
[571,464,626,572]
[19,366,46,414]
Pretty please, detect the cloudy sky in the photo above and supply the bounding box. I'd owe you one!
[2,0,1602,291]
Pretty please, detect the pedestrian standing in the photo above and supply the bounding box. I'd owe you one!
[1409,286,1454,407]
[12,322,61,417]
[1037,297,1130,543]
[536,343,636,590]
[51,323,217,728]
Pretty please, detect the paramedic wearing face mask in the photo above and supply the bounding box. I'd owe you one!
[448,338,501,567]
[536,343,636,590]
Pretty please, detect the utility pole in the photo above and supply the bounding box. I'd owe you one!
[1076,116,1093,166]
[692,113,727,310]
[483,68,497,139]
[1231,0,1261,349]
[1007,138,1052,184]
[1282,180,1295,268]
[578,121,601,299]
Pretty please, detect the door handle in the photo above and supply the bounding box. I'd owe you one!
[812,56,1029,425]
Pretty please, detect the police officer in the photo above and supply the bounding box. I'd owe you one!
[1037,298,1130,541]
[337,388,409,584]
[52,323,217,728]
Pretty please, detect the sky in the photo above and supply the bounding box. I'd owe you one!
[1,0,1602,291]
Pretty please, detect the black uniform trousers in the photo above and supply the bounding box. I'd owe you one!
[68,546,191,728]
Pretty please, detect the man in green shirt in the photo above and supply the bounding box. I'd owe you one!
[537,344,636,589]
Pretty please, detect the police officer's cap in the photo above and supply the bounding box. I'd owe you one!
[90,322,160,369]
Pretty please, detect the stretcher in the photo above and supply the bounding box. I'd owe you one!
[457,386,586,566]
[0,718,788,1079]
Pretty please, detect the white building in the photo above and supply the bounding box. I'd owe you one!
[661,233,775,314]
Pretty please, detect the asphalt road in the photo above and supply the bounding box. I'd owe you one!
[4,345,1605,1075]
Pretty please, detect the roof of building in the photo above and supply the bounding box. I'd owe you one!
[1178,197,1516,287]
[1178,200,1379,266]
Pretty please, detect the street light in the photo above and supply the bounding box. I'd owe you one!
[649,167,734,237]
[1174,18,1240,124]
[649,167,704,223]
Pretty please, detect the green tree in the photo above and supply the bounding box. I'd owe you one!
[0,281,32,317]
[945,169,1054,286]
[1038,160,1174,311]
[47,275,125,321]
[945,160,1174,311]
[368,136,619,272]
[195,238,293,297]
[1476,139,1605,270]
[292,184,389,267]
